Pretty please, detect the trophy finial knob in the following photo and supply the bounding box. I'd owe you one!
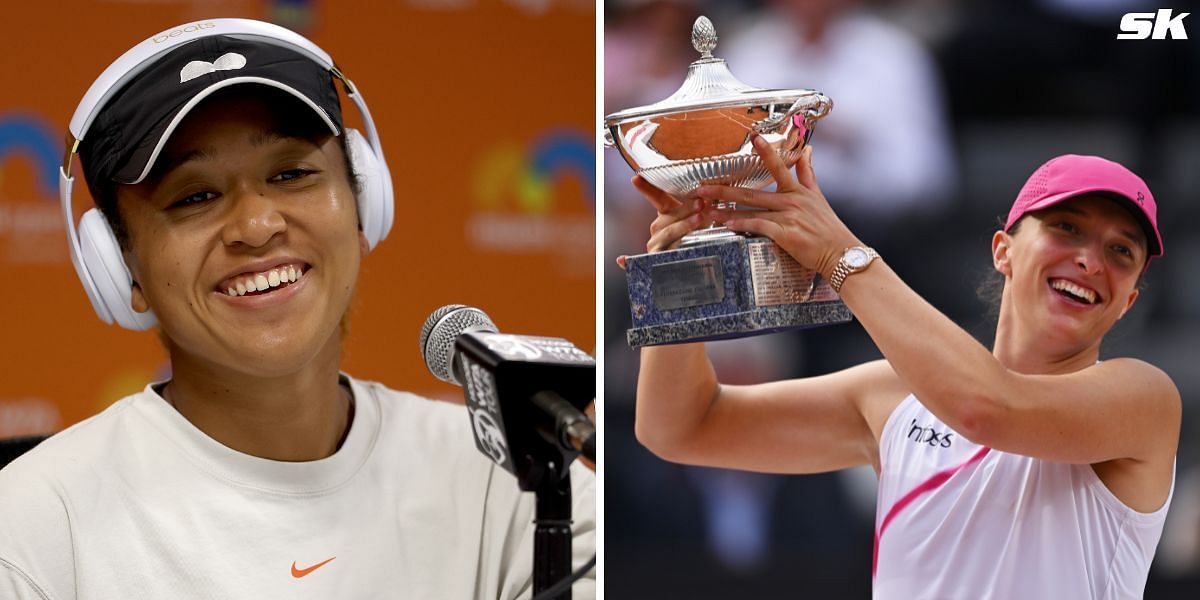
[692,16,718,59]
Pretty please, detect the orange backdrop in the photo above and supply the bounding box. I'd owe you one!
[0,0,596,435]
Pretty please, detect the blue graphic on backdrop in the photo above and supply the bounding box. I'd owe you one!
[0,113,60,200]
[474,127,595,213]
[531,129,595,204]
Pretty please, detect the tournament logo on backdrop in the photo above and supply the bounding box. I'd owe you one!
[468,128,594,277]
[0,112,64,264]
[0,113,66,436]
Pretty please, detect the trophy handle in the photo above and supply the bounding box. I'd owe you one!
[752,91,833,135]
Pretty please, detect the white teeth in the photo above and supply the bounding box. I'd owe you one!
[1051,279,1096,304]
[223,264,305,297]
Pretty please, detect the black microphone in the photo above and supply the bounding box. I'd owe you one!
[420,304,596,491]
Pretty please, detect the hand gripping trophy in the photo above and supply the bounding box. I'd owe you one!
[606,16,848,347]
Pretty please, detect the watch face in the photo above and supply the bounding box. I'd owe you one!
[844,247,869,269]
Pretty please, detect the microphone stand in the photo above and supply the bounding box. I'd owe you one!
[423,308,594,598]
[527,389,594,598]
[534,468,573,599]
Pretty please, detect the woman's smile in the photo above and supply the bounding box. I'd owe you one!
[214,263,311,309]
[117,88,364,375]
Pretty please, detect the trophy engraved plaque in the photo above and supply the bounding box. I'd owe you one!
[749,242,818,307]
[606,16,852,347]
[651,257,725,311]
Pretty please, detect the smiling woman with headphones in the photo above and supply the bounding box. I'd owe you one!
[0,19,594,599]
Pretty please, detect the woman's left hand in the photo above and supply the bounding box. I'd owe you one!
[698,135,862,280]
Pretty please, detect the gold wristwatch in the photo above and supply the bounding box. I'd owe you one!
[829,246,879,293]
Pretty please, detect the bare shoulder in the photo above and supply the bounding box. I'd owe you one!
[1096,357,1180,403]
[844,359,910,456]
[1075,357,1176,513]
[1092,358,1180,465]
[1086,357,1181,450]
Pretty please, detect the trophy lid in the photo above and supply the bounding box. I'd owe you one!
[604,16,819,125]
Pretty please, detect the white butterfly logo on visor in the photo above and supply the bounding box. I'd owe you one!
[179,52,247,83]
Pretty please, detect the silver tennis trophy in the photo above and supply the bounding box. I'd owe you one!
[606,16,851,347]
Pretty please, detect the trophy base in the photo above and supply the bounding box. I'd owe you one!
[624,235,852,348]
[627,302,851,347]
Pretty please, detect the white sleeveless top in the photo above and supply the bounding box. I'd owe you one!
[874,394,1172,599]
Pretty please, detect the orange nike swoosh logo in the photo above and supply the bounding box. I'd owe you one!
[291,556,335,578]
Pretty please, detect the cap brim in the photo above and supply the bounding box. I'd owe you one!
[119,76,340,185]
[1016,187,1162,257]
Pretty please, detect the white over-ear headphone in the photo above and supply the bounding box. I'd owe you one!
[60,18,395,330]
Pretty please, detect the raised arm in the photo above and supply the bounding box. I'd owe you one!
[837,262,1180,465]
[702,138,1180,470]
[637,346,904,473]
[625,175,904,474]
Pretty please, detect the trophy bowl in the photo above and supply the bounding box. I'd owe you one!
[604,16,831,200]
[606,95,827,198]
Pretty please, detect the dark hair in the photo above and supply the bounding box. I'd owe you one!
[80,85,360,251]
[975,216,1148,319]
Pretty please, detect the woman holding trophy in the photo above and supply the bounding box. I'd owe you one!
[628,132,1178,596]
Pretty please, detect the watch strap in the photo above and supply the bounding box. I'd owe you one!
[829,246,879,293]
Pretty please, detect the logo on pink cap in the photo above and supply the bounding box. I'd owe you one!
[1005,154,1163,257]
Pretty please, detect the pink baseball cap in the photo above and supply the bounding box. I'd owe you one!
[1006,154,1163,257]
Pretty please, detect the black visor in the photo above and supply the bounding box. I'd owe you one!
[80,35,343,186]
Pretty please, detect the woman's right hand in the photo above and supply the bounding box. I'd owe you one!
[616,175,706,269]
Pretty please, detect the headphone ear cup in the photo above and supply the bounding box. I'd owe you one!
[344,128,393,249]
[77,209,157,331]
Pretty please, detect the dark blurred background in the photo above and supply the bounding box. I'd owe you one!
[603,0,1200,597]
